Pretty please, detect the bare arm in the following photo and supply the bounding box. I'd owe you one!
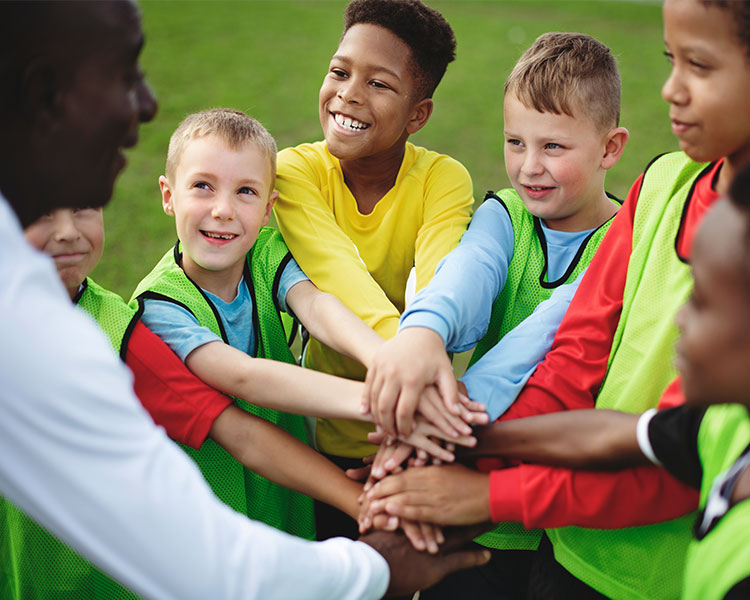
[210,405,361,518]
[286,281,384,370]
[186,341,370,421]
[461,409,649,470]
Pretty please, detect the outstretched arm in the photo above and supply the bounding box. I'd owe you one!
[210,405,362,518]
[286,280,384,370]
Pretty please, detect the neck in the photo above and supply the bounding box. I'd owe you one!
[181,257,244,303]
[717,150,750,196]
[339,136,407,215]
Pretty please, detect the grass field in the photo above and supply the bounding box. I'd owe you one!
[97,0,674,304]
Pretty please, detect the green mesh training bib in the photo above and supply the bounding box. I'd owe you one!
[471,188,619,551]
[0,279,142,599]
[684,404,750,600]
[549,152,712,600]
[132,227,315,541]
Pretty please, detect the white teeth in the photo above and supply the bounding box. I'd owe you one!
[334,113,369,131]
[204,231,236,240]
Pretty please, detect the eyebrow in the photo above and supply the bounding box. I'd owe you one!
[331,54,402,81]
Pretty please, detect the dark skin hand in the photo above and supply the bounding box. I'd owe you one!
[359,523,493,597]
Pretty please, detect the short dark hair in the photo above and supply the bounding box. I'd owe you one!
[343,0,456,99]
[700,0,750,58]
[505,32,621,132]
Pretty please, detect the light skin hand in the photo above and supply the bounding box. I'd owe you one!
[363,327,460,438]
[359,524,492,597]
[365,464,491,526]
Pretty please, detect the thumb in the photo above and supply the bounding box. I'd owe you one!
[438,548,491,577]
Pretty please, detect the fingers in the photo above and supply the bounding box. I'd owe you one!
[435,548,492,579]
[345,464,372,482]
[401,518,428,552]
[417,387,469,438]
[436,366,461,416]
[393,385,420,440]
[374,378,401,437]
[374,442,414,479]
[401,429,455,464]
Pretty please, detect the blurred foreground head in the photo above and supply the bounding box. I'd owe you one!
[0,0,157,227]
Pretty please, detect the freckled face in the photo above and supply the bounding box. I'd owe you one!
[675,199,750,407]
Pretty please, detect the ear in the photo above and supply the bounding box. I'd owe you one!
[20,58,63,133]
[406,98,434,135]
[159,176,175,216]
[263,190,278,227]
[601,127,629,170]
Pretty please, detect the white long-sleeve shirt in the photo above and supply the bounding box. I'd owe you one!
[0,193,388,600]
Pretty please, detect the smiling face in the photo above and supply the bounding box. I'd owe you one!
[503,92,623,232]
[24,208,105,300]
[318,23,432,163]
[675,198,750,408]
[661,0,750,172]
[161,135,276,297]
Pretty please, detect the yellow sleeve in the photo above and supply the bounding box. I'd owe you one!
[274,146,401,340]
[413,155,475,292]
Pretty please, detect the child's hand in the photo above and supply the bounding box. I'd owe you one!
[365,463,491,526]
[362,327,459,438]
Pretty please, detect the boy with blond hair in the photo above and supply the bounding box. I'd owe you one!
[361,31,628,598]
[133,108,478,540]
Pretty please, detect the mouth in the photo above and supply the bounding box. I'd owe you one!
[670,117,695,137]
[201,230,238,243]
[522,184,554,199]
[331,111,371,132]
[53,252,87,265]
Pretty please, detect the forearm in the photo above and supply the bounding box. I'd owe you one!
[462,410,647,470]
[187,342,370,420]
[211,406,362,519]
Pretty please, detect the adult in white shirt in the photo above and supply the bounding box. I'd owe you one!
[0,2,490,598]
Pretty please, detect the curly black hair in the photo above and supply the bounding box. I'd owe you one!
[343,0,456,99]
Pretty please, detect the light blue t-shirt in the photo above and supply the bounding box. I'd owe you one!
[142,258,308,360]
[400,197,595,420]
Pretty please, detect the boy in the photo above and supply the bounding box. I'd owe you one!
[361,31,628,596]
[362,1,750,598]
[272,0,475,488]
[449,167,750,599]
[133,108,479,541]
[1,201,372,598]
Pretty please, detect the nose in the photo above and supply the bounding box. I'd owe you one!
[137,78,158,123]
[661,67,688,106]
[211,193,235,220]
[337,78,362,105]
[520,149,544,178]
[53,211,80,242]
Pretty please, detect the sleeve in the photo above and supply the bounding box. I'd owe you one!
[0,214,390,600]
[646,404,706,490]
[499,174,644,421]
[487,376,699,529]
[461,273,582,421]
[399,199,513,351]
[274,147,403,339]
[277,256,309,313]
[126,321,232,450]
[410,155,476,295]
[140,297,220,361]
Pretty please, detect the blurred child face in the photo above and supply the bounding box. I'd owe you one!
[675,199,750,407]
[24,208,105,300]
[662,0,750,170]
[319,23,431,163]
[503,92,619,232]
[160,135,276,292]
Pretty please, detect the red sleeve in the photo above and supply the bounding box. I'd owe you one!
[488,376,699,528]
[499,175,643,421]
[125,321,232,449]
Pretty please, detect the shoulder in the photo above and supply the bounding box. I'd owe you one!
[277,141,332,171]
[405,143,471,182]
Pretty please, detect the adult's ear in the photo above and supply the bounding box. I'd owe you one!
[406,98,434,135]
[601,127,629,170]
[19,58,63,132]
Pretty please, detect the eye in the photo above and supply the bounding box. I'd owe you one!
[663,50,674,65]
[238,186,257,196]
[688,59,710,71]
[545,142,563,150]
[369,80,390,90]
[193,181,210,190]
[506,138,523,148]
[330,67,348,79]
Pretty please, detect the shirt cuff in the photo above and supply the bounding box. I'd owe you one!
[488,467,525,524]
[637,408,663,466]
[397,312,449,346]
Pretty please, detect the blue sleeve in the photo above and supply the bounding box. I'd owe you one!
[399,200,515,352]
[140,298,221,362]
[461,271,583,421]
[278,257,310,313]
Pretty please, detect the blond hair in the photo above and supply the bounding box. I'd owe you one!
[165,108,277,182]
[505,32,621,131]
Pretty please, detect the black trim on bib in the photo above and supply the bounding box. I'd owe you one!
[673,162,717,264]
